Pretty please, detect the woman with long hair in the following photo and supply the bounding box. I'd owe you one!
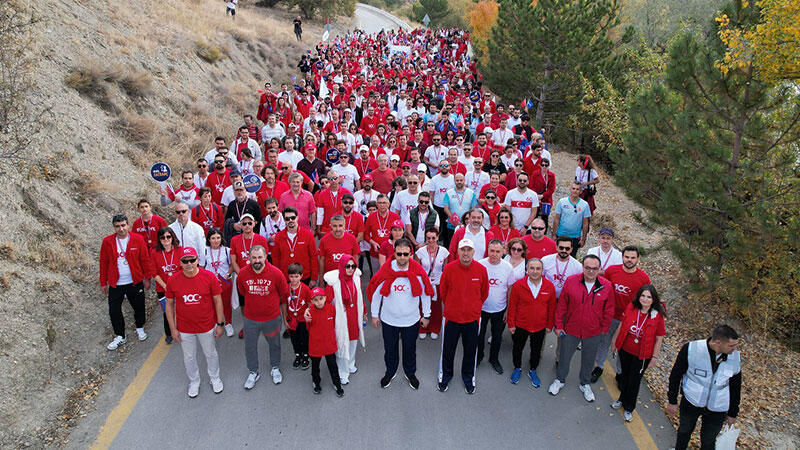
[151,227,182,344]
[322,254,366,385]
[414,227,449,339]
[489,207,521,250]
[276,97,292,130]
[203,228,234,337]
[576,154,599,213]
[609,285,666,422]
[503,237,528,282]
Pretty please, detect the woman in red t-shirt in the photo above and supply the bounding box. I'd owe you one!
[152,227,182,344]
[609,284,666,421]
[378,220,406,266]
[489,208,521,251]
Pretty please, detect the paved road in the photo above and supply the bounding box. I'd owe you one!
[68,276,675,450]
[353,3,412,34]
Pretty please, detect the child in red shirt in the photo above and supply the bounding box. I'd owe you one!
[286,263,312,370]
[304,287,344,397]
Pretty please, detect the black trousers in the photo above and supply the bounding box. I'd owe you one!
[381,321,419,377]
[440,320,479,385]
[569,237,581,258]
[675,397,727,450]
[477,309,505,364]
[433,205,453,248]
[359,251,374,277]
[512,327,546,370]
[108,283,146,338]
[617,349,650,412]
[311,353,341,389]
[237,289,246,308]
[289,322,309,356]
[157,294,171,338]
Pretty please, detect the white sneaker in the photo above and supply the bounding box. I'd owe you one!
[211,379,224,394]
[419,333,427,340]
[224,324,234,337]
[271,367,283,385]
[244,372,260,390]
[611,400,622,409]
[107,336,126,350]
[624,411,633,422]
[430,333,439,340]
[341,378,349,385]
[548,379,564,396]
[136,328,147,341]
[349,366,358,374]
[187,383,199,398]
[579,384,595,402]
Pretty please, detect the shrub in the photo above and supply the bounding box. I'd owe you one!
[196,40,224,63]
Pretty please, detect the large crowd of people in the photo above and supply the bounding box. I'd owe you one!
[97,27,742,448]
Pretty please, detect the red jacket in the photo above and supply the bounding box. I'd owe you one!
[99,233,154,288]
[554,273,614,339]
[439,260,489,323]
[529,169,556,205]
[507,277,557,333]
[614,303,665,360]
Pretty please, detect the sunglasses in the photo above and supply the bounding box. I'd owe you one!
[557,246,571,251]
[531,226,545,230]
[284,216,297,221]
[197,164,207,168]
[176,209,188,214]
[215,160,226,164]
[542,164,549,167]
[160,236,172,240]
[181,258,197,264]
[344,264,357,269]
[418,200,429,204]
[394,252,410,257]
[511,247,523,252]
[486,196,496,200]
[408,181,418,185]
[241,222,254,226]
[342,201,354,205]
[584,266,601,271]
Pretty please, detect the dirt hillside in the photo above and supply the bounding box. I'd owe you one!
[0,0,342,446]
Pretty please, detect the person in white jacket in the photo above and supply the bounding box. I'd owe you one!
[322,254,365,385]
[369,238,434,390]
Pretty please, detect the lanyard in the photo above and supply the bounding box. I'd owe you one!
[600,248,614,270]
[161,248,175,276]
[555,257,568,288]
[426,246,439,277]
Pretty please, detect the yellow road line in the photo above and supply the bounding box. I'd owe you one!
[602,361,659,450]
[90,340,170,450]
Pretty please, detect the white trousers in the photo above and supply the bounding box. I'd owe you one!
[337,340,358,382]
[179,328,220,387]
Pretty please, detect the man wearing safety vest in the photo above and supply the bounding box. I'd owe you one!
[666,325,742,450]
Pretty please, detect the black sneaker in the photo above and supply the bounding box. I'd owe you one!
[336,387,344,397]
[490,360,504,375]
[380,374,396,388]
[590,367,603,384]
[165,336,173,345]
[282,329,290,339]
[292,355,302,369]
[465,382,475,395]
[405,374,420,390]
[300,355,310,370]
[313,384,321,394]
[437,381,449,392]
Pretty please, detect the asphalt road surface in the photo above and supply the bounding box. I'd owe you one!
[353,3,411,34]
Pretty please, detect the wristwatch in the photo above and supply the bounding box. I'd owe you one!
[216,322,224,327]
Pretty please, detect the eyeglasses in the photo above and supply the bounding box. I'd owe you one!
[241,221,254,226]
[418,200,429,204]
[284,216,297,221]
[541,164,549,167]
[395,252,410,257]
[531,226,545,230]
[342,201,354,205]
[344,264,357,269]
[160,236,172,240]
[486,196,496,200]
[557,246,571,251]
[176,209,188,214]
[408,181,418,185]
[584,266,601,271]
[511,247,523,252]
[197,164,207,168]
[215,160,226,164]
[181,258,197,264]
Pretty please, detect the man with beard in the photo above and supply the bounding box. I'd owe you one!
[259,197,285,257]
[317,215,360,286]
[271,207,318,286]
[225,182,262,241]
[206,154,232,207]
[591,245,651,385]
[522,218,557,259]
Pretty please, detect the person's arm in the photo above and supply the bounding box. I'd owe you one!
[99,240,110,294]
[506,286,517,333]
[317,255,325,285]
[524,204,537,228]
[230,254,240,274]
[404,224,415,243]
[155,275,167,291]
[165,296,180,343]
[579,216,590,247]
[551,212,561,238]
[280,302,289,332]
[727,372,742,422]
[212,293,224,338]
[667,343,690,405]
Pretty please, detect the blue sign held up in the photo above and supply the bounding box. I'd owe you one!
[469,91,482,103]
[150,162,171,182]
[242,174,262,193]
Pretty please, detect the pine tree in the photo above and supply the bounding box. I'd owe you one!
[481,0,623,129]
[412,0,451,27]
[612,1,800,340]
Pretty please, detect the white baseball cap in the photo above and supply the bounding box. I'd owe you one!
[458,239,474,249]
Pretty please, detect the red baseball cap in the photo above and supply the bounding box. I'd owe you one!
[362,173,373,181]
[401,162,411,168]
[180,247,198,259]
[310,287,326,297]
[391,219,405,229]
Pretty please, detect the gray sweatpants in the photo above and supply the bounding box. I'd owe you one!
[556,333,603,385]
[594,318,621,371]
[244,316,282,373]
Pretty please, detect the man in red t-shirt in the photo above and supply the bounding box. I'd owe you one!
[370,154,395,194]
[591,245,651,384]
[317,215,360,285]
[523,218,557,259]
[206,153,232,207]
[164,247,224,397]
[341,193,365,243]
[237,245,289,389]
[315,169,352,236]
[229,214,268,338]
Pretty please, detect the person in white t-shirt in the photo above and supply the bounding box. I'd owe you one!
[585,227,622,275]
[226,0,238,18]
[277,143,304,170]
[465,158,490,193]
[390,174,421,222]
[260,114,286,143]
[541,237,582,299]
[458,144,476,169]
[504,172,539,232]
[477,239,516,374]
[331,152,360,192]
[428,160,456,243]
[492,118,513,147]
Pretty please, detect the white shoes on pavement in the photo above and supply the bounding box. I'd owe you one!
[136,328,147,341]
[579,384,595,402]
[271,367,283,384]
[624,411,633,422]
[107,336,126,350]
[548,379,565,395]
[211,379,224,394]
[224,324,234,337]
[188,383,199,398]
[430,333,438,340]
[611,400,622,409]
[419,333,427,340]
[244,372,260,390]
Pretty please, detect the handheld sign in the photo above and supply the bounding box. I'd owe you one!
[150,162,171,182]
[242,174,262,193]
[469,91,481,103]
